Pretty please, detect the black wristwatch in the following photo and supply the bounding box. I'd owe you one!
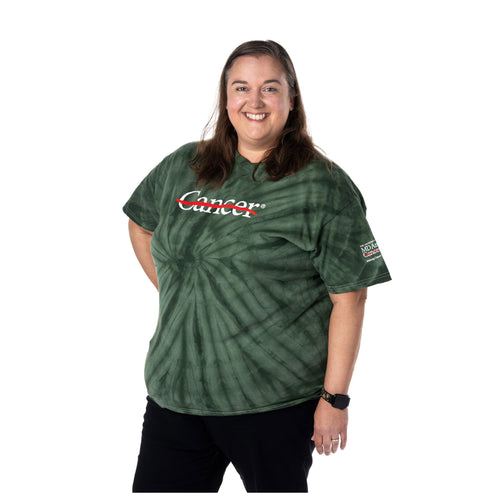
[320,388,350,409]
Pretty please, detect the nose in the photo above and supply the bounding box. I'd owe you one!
[247,90,264,109]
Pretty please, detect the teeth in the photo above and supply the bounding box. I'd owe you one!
[245,113,267,121]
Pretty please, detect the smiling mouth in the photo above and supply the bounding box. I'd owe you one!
[244,112,269,121]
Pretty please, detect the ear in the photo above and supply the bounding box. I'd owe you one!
[289,96,295,111]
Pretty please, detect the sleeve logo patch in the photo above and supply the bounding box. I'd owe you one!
[360,240,382,262]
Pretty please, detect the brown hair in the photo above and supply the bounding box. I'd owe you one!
[190,40,325,188]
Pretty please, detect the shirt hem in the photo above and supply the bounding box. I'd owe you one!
[122,205,157,232]
[325,272,392,294]
[147,393,320,416]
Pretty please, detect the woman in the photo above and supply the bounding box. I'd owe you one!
[123,40,391,493]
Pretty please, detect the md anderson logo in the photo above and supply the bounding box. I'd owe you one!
[176,190,266,218]
[360,239,381,262]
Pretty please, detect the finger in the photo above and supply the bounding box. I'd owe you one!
[340,430,347,450]
[313,434,324,455]
[323,436,332,456]
[331,435,340,454]
[311,431,323,455]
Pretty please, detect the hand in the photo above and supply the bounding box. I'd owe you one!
[311,398,348,455]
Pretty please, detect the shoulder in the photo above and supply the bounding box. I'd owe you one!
[160,141,198,166]
[151,142,198,179]
[290,157,365,211]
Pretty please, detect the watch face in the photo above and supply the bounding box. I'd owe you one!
[333,395,350,409]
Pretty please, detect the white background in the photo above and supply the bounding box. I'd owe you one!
[1,0,498,498]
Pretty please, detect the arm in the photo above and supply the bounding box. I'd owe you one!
[311,288,367,455]
[128,219,158,290]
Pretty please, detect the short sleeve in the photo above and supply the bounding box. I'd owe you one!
[122,165,161,232]
[310,198,391,293]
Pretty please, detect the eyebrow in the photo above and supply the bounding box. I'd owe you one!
[230,79,283,86]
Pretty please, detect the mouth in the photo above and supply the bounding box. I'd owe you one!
[244,112,269,121]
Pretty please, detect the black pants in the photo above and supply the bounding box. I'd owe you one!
[132,396,317,493]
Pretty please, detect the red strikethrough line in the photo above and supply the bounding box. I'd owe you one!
[176,199,257,215]
[363,249,380,258]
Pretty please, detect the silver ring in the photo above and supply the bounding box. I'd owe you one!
[331,438,339,442]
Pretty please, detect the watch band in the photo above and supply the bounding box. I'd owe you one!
[320,388,350,409]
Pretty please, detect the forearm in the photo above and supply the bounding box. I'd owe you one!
[128,219,158,290]
[323,289,367,394]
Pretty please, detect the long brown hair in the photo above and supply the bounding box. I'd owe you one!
[191,40,325,188]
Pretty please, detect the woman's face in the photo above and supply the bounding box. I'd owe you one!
[226,55,294,159]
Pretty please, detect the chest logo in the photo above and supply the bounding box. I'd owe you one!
[176,190,265,218]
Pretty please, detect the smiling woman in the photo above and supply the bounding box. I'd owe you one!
[191,40,322,188]
[123,40,391,493]
[225,55,294,161]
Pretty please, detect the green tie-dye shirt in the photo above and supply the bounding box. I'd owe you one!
[123,142,391,415]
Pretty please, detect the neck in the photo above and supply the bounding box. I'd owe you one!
[237,144,269,164]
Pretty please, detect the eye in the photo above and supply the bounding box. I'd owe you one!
[263,87,278,93]
[235,86,248,92]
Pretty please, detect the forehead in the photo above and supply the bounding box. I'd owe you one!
[227,55,286,82]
